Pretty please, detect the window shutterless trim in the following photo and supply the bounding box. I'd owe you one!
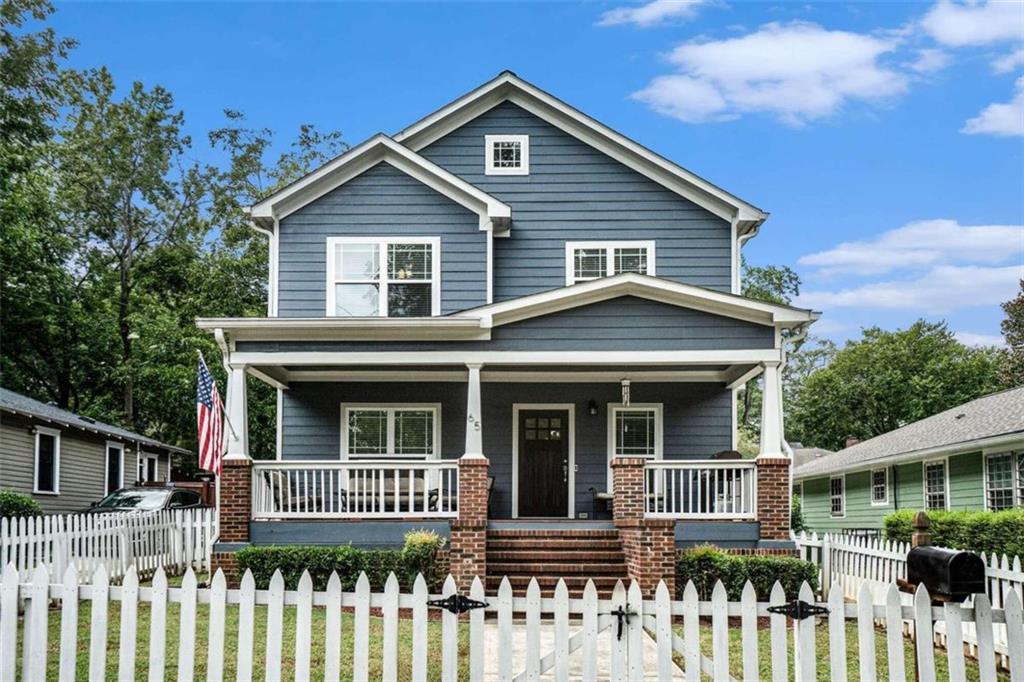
[325,237,441,317]
[605,403,663,489]
[105,441,125,494]
[484,134,529,175]
[983,451,1018,511]
[922,458,950,512]
[870,467,889,506]
[339,403,442,460]
[830,474,845,518]
[33,426,61,495]
[564,241,657,285]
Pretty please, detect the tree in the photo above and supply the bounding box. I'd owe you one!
[999,280,1024,388]
[787,320,1002,450]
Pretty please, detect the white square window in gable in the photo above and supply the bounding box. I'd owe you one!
[485,135,529,175]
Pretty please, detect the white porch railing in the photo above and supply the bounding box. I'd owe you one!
[643,460,757,519]
[251,460,459,519]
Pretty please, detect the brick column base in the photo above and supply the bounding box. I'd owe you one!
[211,551,243,587]
[219,457,253,543]
[449,455,489,591]
[756,456,791,540]
[612,457,676,597]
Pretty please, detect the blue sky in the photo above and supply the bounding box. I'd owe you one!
[51,1,1024,345]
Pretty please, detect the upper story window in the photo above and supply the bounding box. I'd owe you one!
[342,404,440,459]
[326,237,440,317]
[924,460,948,511]
[565,241,656,285]
[34,427,60,494]
[485,135,529,175]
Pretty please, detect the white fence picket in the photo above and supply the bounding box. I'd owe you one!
[609,580,627,682]
[177,568,198,682]
[442,574,459,682]
[469,575,485,681]
[913,585,936,682]
[945,601,966,682]
[265,570,285,682]
[411,574,429,682]
[26,564,49,682]
[58,564,79,682]
[382,572,399,682]
[236,569,256,682]
[682,580,700,682]
[118,566,139,682]
[655,580,673,682]
[828,582,847,682]
[856,581,876,682]
[324,572,342,682]
[525,577,542,682]
[148,567,168,682]
[627,580,645,682]
[885,583,907,682]
[795,581,816,682]
[296,571,314,682]
[976,593,998,682]
[88,564,110,682]
[582,580,599,682]
[207,569,227,682]
[711,581,729,682]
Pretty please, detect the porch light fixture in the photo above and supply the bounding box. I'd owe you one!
[621,379,631,407]
[588,400,599,416]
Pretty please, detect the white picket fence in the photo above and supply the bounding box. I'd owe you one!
[3,562,1023,681]
[0,509,217,582]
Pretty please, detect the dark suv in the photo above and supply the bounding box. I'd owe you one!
[85,486,206,513]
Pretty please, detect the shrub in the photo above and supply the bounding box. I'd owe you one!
[0,490,42,518]
[883,509,1024,558]
[676,545,818,600]
[791,494,807,534]
[235,530,446,591]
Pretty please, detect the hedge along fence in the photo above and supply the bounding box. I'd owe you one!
[235,529,446,591]
[675,545,818,600]
[884,509,1024,558]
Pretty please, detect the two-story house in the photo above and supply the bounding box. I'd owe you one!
[200,72,818,595]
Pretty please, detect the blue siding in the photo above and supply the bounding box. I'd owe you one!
[420,102,734,299]
[280,381,733,519]
[277,162,487,316]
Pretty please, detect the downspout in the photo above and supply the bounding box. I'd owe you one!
[248,217,276,317]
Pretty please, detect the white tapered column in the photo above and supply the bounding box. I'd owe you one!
[758,361,783,458]
[224,363,249,460]
[464,363,484,458]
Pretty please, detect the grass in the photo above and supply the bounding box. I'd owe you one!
[19,601,468,681]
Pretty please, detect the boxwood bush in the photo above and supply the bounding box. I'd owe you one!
[0,490,42,518]
[235,529,446,591]
[883,509,1024,558]
[676,545,818,600]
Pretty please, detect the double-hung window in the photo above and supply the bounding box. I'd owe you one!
[343,404,440,460]
[924,460,948,511]
[607,404,662,485]
[327,237,439,317]
[986,451,1023,510]
[830,476,845,517]
[566,241,655,285]
[33,427,60,494]
[870,468,888,505]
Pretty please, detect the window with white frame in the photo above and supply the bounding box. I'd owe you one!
[924,460,947,511]
[871,468,888,505]
[138,453,158,483]
[830,476,845,517]
[566,241,655,285]
[105,442,124,495]
[326,238,439,317]
[986,451,1019,510]
[33,427,60,494]
[484,134,529,175]
[343,405,439,459]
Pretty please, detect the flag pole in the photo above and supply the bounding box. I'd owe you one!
[197,349,238,440]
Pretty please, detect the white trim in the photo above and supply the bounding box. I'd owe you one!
[829,475,846,518]
[922,458,950,512]
[606,403,663,489]
[392,71,767,228]
[275,387,284,461]
[137,451,159,483]
[511,403,575,519]
[105,441,125,495]
[326,236,441,318]
[869,467,889,507]
[564,241,656,286]
[982,450,1019,511]
[484,134,529,175]
[32,426,61,495]
[284,368,747,383]
[340,403,442,460]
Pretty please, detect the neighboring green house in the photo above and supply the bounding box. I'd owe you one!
[794,386,1024,534]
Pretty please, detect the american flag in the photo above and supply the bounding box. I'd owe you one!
[196,357,224,475]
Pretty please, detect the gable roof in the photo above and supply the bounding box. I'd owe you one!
[394,71,768,234]
[793,386,1024,480]
[456,273,818,328]
[0,387,190,455]
[249,134,511,233]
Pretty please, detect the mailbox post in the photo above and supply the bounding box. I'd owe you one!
[911,510,931,549]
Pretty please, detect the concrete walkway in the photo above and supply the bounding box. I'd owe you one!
[481,618,667,680]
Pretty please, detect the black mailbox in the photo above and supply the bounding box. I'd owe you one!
[907,546,986,602]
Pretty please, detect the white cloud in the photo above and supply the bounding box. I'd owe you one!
[597,0,709,28]
[992,47,1024,74]
[631,22,908,125]
[798,219,1024,276]
[962,76,1024,136]
[955,331,1006,347]
[907,48,952,73]
[921,0,1024,47]
[796,265,1022,314]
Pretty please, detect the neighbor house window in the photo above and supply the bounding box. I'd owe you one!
[484,134,529,175]
[326,238,439,317]
[924,460,947,511]
[566,241,655,285]
[871,468,888,505]
[106,442,124,495]
[986,452,1018,510]
[33,428,60,494]
[607,404,662,485]
[342,405,440,459]
[138,453,159,483]
[830,476,845,517]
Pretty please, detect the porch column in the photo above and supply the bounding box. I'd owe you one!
[756,360,791,542]
[213,361,252,585]
[758,361,783,457]
[224,363,249,460]
[464,363,484,458]
[611,457,676,598]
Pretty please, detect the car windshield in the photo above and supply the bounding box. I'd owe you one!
[96,489,169,510]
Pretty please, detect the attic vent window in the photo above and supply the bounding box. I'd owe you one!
[485,135,529,175]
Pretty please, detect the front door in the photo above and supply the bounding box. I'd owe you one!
[517,409,569,517]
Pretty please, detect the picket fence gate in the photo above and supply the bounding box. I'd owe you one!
[0,509,218,583]
[3,562,1024,681]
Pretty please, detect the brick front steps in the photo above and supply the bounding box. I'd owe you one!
[484,526,628,597]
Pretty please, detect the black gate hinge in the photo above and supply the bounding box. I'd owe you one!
[427,594,489,615]
[766,599,829,620]
[603,604,638,640]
